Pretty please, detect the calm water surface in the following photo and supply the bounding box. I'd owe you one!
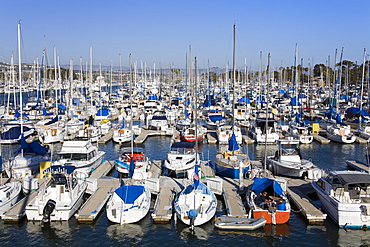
[1,134,370,247]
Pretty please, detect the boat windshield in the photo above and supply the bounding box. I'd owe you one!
[58,153,89,161]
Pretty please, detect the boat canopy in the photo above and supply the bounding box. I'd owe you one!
[335,173,370,185]
[1,126,32,140]
[115,185,145,204]
[171,142,195,149]
[251,178,284,197]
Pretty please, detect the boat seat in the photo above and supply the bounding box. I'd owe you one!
[334,187,344,200]
[366,186,370,196]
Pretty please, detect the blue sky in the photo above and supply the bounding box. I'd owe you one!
[0,0,369,71]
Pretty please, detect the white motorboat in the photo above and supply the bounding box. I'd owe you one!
[287,122,313,144]
[326,124,356,144]
[312,170,370,229]
[162,142,198,178]
[174,166,217,227]
[112,128,133,144]
[25,165,87,222]
[106,183,151,224]
[249,112,280,144]
[267,138,322,179]
[52,140,105,177]
[0,181,21,216]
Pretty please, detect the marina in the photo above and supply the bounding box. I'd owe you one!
[0,9,370,246]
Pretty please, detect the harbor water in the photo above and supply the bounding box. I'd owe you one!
[1,135,370,247]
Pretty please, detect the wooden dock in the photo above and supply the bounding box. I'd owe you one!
[98,131,113,144]
[147,160,162,179]
[90,160,115,179]
[346,160,370,173]
[222,179,248,217]
[286,178,327,223]
[313,134,330,144]
[134,129,176,144]
[77,177,120,223]
[356,136,368,144]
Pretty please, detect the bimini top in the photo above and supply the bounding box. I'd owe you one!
[114,185,145,204]
[330,171,370,185]
[171,142,195,149]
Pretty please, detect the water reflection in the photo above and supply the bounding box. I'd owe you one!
[106,214,151,244]
[176,220,214,241]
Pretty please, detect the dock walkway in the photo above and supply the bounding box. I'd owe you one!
[346,160,370,173]
[286,178,326,223]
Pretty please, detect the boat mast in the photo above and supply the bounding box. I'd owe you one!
[129,54,134,158]
[17,22,24,138]
[360,48,366,129]
[232,24,236,132]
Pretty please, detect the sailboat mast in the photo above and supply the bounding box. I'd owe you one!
[17,22,23,134]
[232,24,236,131]
[360,48,366,129]
[129,54,134,156]
[194,56,198,164]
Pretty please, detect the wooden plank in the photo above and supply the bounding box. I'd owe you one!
[222,186,247,217]
[148,160,162,179]
[98,131,113,144]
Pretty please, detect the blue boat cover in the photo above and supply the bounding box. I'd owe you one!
[96,108,110,117]
[15,134,47,155]
[183,182,211,195]
[251,178,284,197]
[115,185,145,204]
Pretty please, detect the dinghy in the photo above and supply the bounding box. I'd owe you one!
[214,216,266,231]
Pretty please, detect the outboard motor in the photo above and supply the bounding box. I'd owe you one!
[42,199,56,222]
[188,209,198,231]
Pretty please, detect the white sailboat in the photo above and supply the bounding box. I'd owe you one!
[174,165,217,227]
